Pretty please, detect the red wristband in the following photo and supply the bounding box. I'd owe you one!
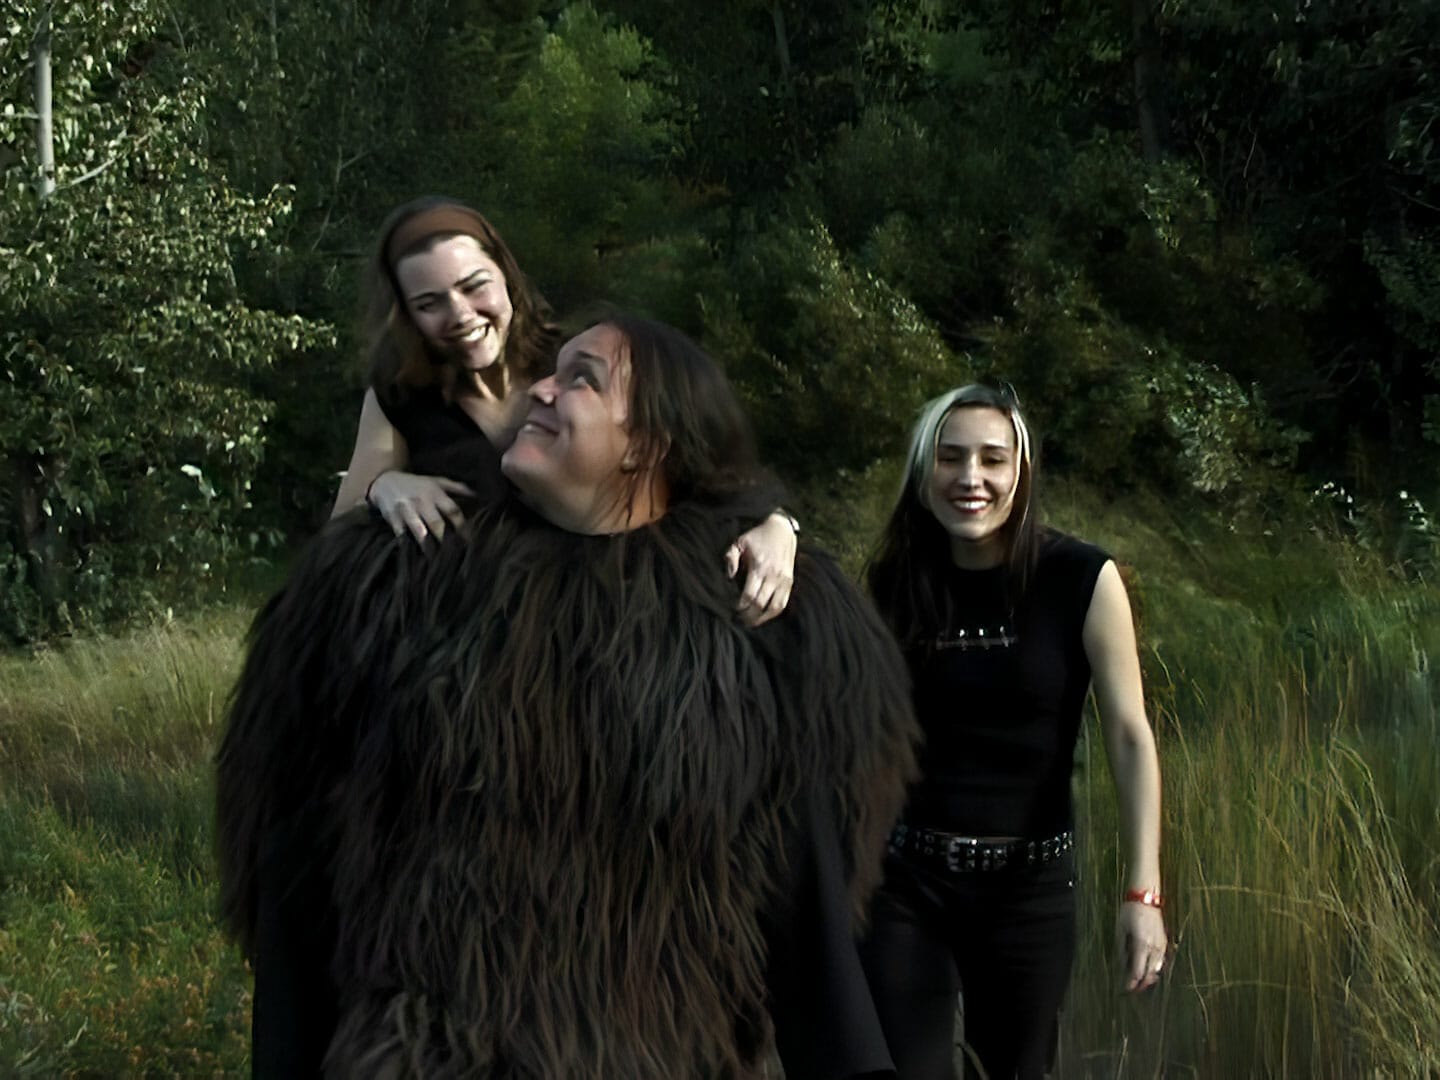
[1123,888,1163,909]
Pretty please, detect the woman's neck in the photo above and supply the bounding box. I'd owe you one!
[948,534,1005,571]
[457,376,532,450]
[465,362,510,402]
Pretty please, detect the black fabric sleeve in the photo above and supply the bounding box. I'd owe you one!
[755,549,921,1079]
[249,817,336,1078]
[766,784,897,1080]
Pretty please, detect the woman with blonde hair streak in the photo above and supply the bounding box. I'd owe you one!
[862,384,1167,1079]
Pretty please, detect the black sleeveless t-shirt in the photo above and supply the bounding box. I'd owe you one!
[904,531,1110,838]
[376,386,507,506]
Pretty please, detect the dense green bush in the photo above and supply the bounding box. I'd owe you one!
[700,218,959,480]
[0,1,334,639]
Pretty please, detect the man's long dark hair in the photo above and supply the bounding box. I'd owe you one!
[608,313,765,504]
[867,384,1041,655]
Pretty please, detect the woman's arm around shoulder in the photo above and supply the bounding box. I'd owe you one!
[725,510,800,627]
[1083,559,1169,993]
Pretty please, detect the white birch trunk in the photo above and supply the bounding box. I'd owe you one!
[35,5,55,197]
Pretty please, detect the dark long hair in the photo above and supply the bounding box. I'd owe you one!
[867,383,1041,654]
[362,196,560,406]
[606,314,766,505]
[543,311,777,530]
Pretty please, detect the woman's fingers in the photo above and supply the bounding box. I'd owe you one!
[737,564,794,627]
[730,514,799,626]
[436,495,466,531]
[384,495,439,545]
[1118,905,1168,993]
[399,501,431,545]
[371,473,472,545]
[725,543,743,580]
[433,477,477,497]
[1126,936,1166,991]
[750,581,792,627]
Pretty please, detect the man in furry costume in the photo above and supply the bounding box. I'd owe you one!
[218,315,919,1078]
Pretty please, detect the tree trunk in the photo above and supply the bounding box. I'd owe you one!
[35,4,55,196]
[1132,0,1166,163]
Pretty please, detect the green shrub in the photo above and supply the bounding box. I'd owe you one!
[700,218,960,480]
[0,2,335,640]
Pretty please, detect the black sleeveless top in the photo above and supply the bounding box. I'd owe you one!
[904,531,1110,838]
[376,386,507,507]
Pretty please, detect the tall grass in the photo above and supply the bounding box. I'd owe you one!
[0,611,253,1074]
[1066,668,1440,1076]
[1,479,1436,1075]
[1050,486,1440,1076]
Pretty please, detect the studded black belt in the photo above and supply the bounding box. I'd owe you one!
[888,823,1074,874]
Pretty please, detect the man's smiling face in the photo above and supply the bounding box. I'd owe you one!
[501,324,640,534]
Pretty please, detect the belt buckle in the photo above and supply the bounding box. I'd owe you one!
[947,836,988,873]
[986,841,1009,872]
[945,836,966,873]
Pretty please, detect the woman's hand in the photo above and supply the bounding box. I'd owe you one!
[367,470,475,545]
[725,511,799,627]
[1117,899,1168,992]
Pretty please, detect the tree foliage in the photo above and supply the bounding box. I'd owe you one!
[700,218,955,478]
[0,0,333,639]
[1153,0,1440,463]
[0,0,1436,638]
[482,2,691,312]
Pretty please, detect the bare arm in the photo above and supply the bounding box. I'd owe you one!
[1083,559,1168,992]
[332,389,407,516]
[331,389,472,543]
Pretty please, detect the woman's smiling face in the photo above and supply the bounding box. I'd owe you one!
[926,404,1019,566]
[395,234,513,371]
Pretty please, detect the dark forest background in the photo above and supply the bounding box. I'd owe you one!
[3,0,1438,640]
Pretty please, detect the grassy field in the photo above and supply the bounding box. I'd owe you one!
[1053,486,1440,1077]
[0,610,252,1075]
[1,480,1437,1076]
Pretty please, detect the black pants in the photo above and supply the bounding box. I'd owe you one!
[860,849,1076,1080]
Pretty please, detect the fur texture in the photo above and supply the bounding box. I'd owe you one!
[218,497,917,1078]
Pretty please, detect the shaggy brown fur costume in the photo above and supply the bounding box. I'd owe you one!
[218,494,918,1078]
